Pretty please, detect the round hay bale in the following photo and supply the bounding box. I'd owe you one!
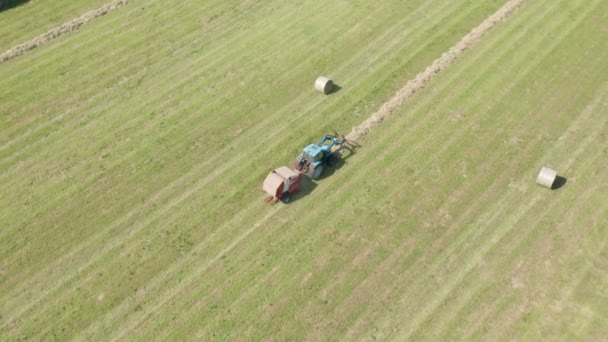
[536,166,557,188]
[315,76,333,94]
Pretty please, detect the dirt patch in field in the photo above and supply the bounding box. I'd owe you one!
[300,271,313,285]
[346,0,526,142]
[0,0,132,63]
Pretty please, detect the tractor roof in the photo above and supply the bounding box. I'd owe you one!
[303,144,323,157]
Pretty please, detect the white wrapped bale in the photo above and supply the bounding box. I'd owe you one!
[536,166,557,188]
[315,76,333,94]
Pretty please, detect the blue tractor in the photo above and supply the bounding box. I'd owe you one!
[294,135,344,179]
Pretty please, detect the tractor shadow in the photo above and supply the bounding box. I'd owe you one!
[290,177,317,203]
[291,139,358,202]
[551,176,567,190]
[0,0,30,12]
[317,142,359,180]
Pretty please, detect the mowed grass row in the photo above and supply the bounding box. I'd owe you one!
[141,0,608,339]
[122,0,608,339]
[0,0,498,292]
[1,0,604,338]
[362,0,608,339]
[0,0,109,51]
[0,0,513,339]
[11,0,605,340]
[113,0,608,338]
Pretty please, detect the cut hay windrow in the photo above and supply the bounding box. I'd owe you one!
[346,0,526,142]
[0,0,132,64]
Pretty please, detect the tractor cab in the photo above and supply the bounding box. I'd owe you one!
[294,135,343,179]
[303,144,325,163]
[295,144,325,179]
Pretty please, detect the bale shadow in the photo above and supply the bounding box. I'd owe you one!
[0,0,30,12]
[551,175,567,190]
[328,84,342,95]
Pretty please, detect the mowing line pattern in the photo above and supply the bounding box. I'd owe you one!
[346,0,525,142]
[3,0,494,336]
[79,1,535,338]
[2,0,483,324]
[1,0,606,339]
[0,0,132,64]
[1,0,466,324]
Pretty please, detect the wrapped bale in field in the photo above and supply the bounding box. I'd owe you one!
[315,76,333,95]
[536,166,557,189]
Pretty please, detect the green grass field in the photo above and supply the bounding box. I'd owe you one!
[1,0,607,340]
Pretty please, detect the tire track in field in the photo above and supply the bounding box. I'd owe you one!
[2,0,458,332]
[0,0,448,166]
[0,0,456,248]
[475,150,608,340]
[72,0,524,334]
[346,0,525,142]
[0,0,440,216]
[438,89,608,340]
[74,204,278,340]
[398,133,608,341]
[292,0,548,332]
[389,72,608,340]
[435,84,608,340]
[415,3,608,300]
[0,0,329,262]
[192,0,596,336]
[342,1,600,336]
[0,0,229,157]
[79,1,525,337]
[0,0,265,157]
[176,0,548,334]
[0,0,132,64]
[104,0,540,334]
[492,185,608,339]
[1,0,464,315]
[3,0,516,336]
[134,0,532,336]
[473,93,608,339]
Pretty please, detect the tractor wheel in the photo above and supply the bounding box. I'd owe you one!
[312,165,324,180]
[327,153,338,166]
[280,192,291,203]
